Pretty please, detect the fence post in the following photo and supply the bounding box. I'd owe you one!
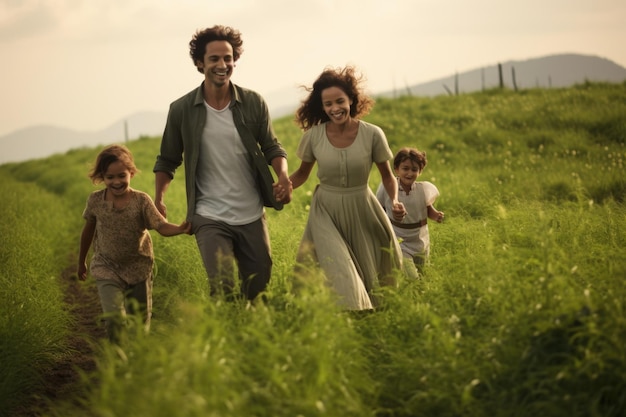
[512,67,518,91]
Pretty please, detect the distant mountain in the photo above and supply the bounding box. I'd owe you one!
[2,53,624,165]
[0,111,166,165]
[379,53,626,98]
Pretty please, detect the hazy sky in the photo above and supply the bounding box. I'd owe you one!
[1,0,624,137]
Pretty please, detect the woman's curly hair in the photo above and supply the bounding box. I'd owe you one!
[295,66,374,130]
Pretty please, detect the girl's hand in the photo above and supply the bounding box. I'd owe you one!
[77,263,88,281]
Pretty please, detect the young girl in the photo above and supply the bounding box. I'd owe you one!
[376,147,444,279]
[77,144,190,343]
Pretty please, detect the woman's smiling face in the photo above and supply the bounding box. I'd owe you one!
[321,86,352,125]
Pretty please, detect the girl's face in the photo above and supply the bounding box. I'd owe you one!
[321,86,352,125]
[395,159,421,188]
[103,160,133,197]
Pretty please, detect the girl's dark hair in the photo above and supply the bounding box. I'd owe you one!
[295,66,374,130]
[88,144,138,184]
[189,25,244,73]
[393,147,427,171]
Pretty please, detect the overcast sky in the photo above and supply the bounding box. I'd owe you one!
[1,0,624,137]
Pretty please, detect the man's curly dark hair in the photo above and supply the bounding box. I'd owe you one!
[189,25,244,74]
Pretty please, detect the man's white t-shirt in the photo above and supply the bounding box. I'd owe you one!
[194,101,263,225]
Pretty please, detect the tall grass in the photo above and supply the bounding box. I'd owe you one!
[1,82,625,416]
[0,178,73,415]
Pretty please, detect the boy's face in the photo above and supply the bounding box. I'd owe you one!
[395,159,421,189]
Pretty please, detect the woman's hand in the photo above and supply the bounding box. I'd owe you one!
[273,177,293,203]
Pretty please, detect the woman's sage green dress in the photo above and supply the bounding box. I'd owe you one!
[295,121,402,310]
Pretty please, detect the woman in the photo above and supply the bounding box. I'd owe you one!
[289,66,406,310]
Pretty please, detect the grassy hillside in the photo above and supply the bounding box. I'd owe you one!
[1,82,625,417]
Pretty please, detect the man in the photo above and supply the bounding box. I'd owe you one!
[153,25,292,301]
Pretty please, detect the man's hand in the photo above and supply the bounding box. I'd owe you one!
[155,199,167,218]
[273,176,293,204]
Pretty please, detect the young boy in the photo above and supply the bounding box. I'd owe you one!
[376,147,444,279]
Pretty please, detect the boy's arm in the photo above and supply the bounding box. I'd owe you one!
[427,205,445,223]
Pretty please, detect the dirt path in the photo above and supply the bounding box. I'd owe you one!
[12,266,106,417]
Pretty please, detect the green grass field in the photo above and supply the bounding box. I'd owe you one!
[1,82,625,417]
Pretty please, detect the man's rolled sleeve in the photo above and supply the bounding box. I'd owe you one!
[253,96,287,165]
[153,104,185,178]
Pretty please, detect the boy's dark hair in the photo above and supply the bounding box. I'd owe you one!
[393,147,427,171]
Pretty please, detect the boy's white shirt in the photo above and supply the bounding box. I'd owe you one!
[376,179,439,257]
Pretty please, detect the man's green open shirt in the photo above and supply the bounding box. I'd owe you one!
[153,82,288,222]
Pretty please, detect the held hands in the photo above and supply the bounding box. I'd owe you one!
[155,198,191,235]
[273,176,293,204]
[391,201,407,222]
[180,221,192,235]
